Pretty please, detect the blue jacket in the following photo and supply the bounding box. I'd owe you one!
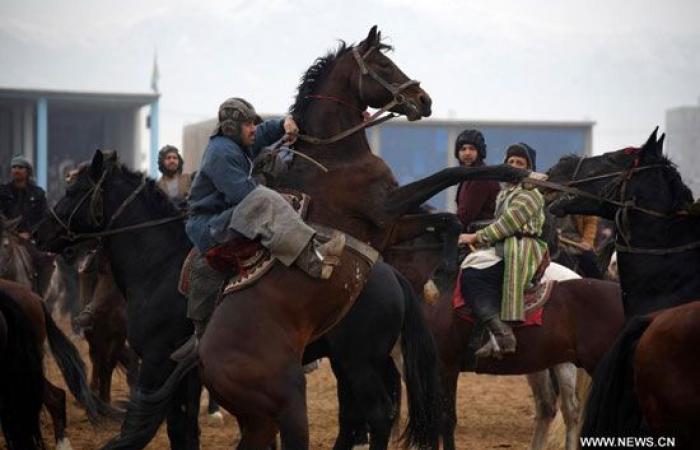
[186,119,285,252]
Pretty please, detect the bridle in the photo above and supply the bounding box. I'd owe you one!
[533,149,700,255]
[48,166,185,243]
[298,46,421,146]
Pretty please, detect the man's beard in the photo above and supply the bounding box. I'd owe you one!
[162,167,179,177]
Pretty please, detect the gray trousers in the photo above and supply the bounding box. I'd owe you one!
[227,185,315,266]
[187,185,316,327]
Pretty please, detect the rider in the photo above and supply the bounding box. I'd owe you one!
[0,156,48,239]
[156,145,192,208]
[454,129,500,232]
[458,143,548,358]
[184,97,346,342]
[557,214,603,278]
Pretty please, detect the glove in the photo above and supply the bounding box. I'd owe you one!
[253,147,293,182]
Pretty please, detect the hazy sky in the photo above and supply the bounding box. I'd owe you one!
[1,0,699,158]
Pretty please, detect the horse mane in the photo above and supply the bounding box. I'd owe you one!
[289,39,394,127]
[115,164,180,218]
[657,155,695,210]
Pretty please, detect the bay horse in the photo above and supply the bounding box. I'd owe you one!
[546,128,700,447]
[0,279,119,450]
[77,247,139,403]
[0,286,45,450]
[35,27,527,450]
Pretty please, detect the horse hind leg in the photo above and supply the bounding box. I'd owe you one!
[552,363,580,450]
[526,370,558,450]
[44,379,74,450]
[236,414,280,450]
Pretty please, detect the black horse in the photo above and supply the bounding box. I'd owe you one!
[35,152,201,450]
[302,211,461,450]
[0,288,46,450]
[547,128,700,442]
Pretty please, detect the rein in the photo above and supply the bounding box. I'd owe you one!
[297,46,420,146]
[49,170,186,242]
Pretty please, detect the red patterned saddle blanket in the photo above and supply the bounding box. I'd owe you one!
[452,276,557,327]
[178,191,310,296]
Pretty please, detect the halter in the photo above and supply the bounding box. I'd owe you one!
[533,150,700,255]
[298,46,421,146]
[48,167,185,243]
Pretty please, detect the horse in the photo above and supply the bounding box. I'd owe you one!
[76,247,139,403]
[546,128,700,447]
[0,286,46,450]
[416,220,624,450]
[1,215,38,289]
[76,245,224,425]
[300,210,461,450]
[35,153,202,450]
[35,26,526,450]
[0,279,119,450]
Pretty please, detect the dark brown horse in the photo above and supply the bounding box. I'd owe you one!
[634,301,700,448]
[0,279,118,450]
[546,129,700,448]
[0,285,45,450]
[77,247,139,403]
[422,255,623,450]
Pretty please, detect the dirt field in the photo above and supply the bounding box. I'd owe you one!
[29,329,542,450]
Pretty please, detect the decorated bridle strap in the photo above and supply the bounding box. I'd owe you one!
[298,103,398,145]
[70,213,187,240]
[524,177,670,218]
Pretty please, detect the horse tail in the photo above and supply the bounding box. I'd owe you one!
[42,302,121,423]
[393,268,442,449]
[0,290,47,450]
[581,315,652,439]
[100,352,199,450]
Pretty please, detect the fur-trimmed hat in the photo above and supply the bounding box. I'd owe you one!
[454,129,487,161]
[10,155,33,176]
[213,97,263,144]
[158,145,183,175]
[504,143,537,171]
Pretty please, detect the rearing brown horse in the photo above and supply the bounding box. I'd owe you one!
[199,27,526,450]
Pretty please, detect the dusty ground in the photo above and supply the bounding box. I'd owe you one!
[16,324,545,450]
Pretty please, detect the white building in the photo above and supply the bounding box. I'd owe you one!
[666,99,700,197]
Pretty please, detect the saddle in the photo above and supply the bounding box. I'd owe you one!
[178,191,310,297]
[453,278,556,327]
[452,252,554,327]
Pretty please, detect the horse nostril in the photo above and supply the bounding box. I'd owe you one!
[419,93,432,107]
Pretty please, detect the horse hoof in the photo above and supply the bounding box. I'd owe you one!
[207,411,224,427]
[56,437,74,450]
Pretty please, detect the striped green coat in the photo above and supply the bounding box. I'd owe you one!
[475,184,547,321]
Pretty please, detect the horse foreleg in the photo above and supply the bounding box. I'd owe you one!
[277,368,310,450]
[44,379,74,450]
[526,370,558,450]
[553,363,580,450]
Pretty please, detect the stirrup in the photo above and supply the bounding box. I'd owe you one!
[475,332,504,360]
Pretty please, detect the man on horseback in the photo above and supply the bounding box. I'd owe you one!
[184,97,346,340]
[454,129,500,234]
[0,156,47,240]
[156,145,192,208]
[458,143,548,358]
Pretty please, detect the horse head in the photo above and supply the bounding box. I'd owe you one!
[546,128,690,220]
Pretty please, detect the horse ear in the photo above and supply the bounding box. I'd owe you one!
[642,126,659,149]
[641,127,663,161]
[90,149,104,179]
[361,25,379,50]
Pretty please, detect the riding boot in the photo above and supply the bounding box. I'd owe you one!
[474,316,517,359]
[294,232,346,279]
